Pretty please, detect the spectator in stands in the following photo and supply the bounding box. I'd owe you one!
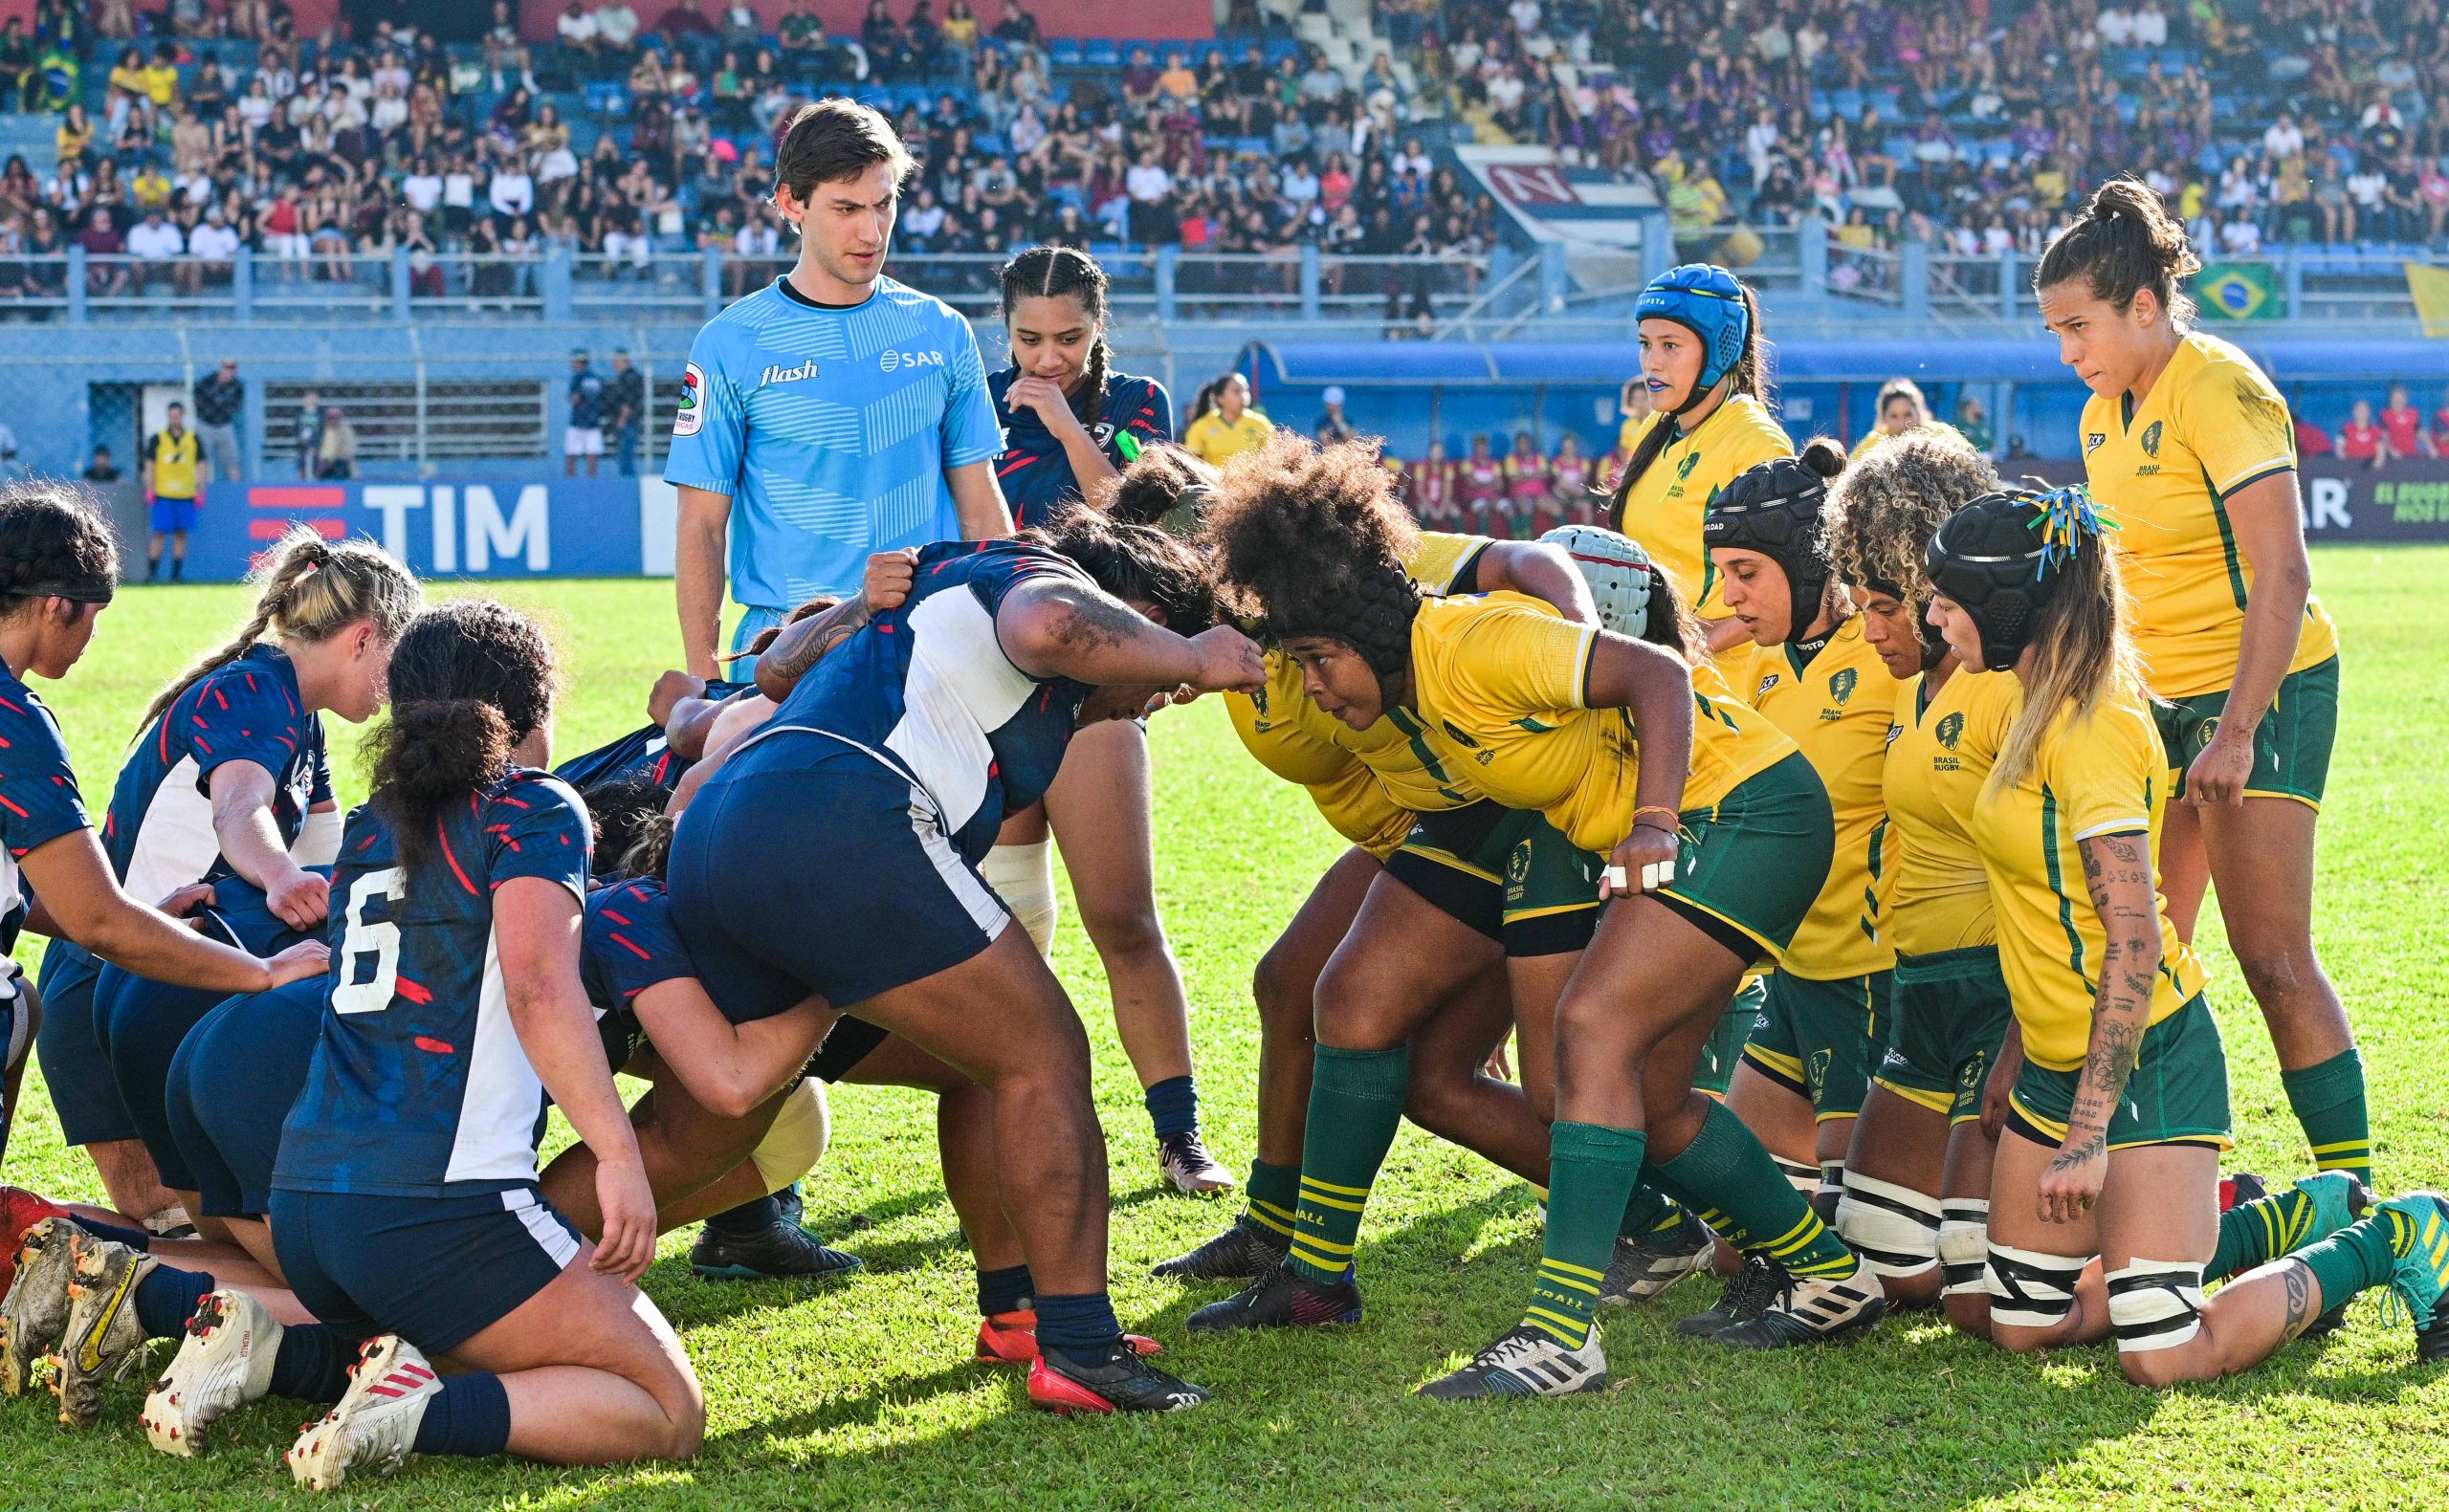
[1549,431,1595,527]
[124,205,183,294]
[2380,383,2433,460]
[564,353,607,473]
[657,0,720,77]
[1454,432,1505,534]
[1183,372,1272,466]
[606,348,647,477]
[1410,438,1456,527]
[557,0,602,73]
[192,359,245,484]
[992,0,1040,51]
[1850,377,1961,460]
[2294,415,2333,461]
[81,444,121,484]
[294,389,322,479]
[1314,385,1357,445]
[182,203,239,296]
[2338,399,2388,470]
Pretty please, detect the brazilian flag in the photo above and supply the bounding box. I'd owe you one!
[2196,262,2282,321]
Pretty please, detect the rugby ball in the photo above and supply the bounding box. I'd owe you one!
[1540,524,1655,639]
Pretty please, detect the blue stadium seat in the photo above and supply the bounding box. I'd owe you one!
[585,81,629,116]
[1830,89,1862,119]
[1048,39,1084,67]
[1083,40,1121,67]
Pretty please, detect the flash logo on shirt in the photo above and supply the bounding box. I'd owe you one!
[758,361,820,386]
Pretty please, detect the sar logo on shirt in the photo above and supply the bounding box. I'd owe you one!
[2140,421,2164,459]
[673,362,705,437]
[1828,668,1858,706]
[880,349,945,372]
[1935,712,1964,750]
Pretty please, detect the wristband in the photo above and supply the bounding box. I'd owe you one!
[1631,805,1680,832]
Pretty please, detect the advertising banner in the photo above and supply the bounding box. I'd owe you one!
[188,479,653,581]
[2015,457,2449,542]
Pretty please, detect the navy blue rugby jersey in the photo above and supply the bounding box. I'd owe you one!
[0,663,95,956]
[720,538,1093,863]
[99,644,331,910]
[553,679,755,795]
[274,771,592,1198]
[988,367,1174,529]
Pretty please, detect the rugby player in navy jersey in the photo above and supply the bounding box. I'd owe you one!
[982,245,1228,1193]
[668,515,1264,1413]
[34,526,418,1226]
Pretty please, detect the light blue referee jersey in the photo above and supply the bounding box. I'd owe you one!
[664,274,1004,612]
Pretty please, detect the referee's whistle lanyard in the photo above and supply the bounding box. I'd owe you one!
[722,723,957,842]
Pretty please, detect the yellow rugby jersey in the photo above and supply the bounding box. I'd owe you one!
[1968,682,2209,1071]
[1403,594,1795,855]
[1614,394,1793,618]
[1183,408,1276,466]
[145,428,201,499]
[1881,667,2019,955]
[2080,332,2340,698]
[1740,617,1895,980]
[1223,532,1494,852]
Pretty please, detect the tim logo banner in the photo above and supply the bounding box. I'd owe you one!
[194,480,650,580]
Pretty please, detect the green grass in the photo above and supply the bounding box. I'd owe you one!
[5,555,2449,1510]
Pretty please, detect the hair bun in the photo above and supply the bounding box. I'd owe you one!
[1798,436,1848,478]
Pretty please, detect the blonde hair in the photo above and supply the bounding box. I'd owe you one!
[1823,429,1998,605]
[139,525,423,731]
[1989,537,2144,795]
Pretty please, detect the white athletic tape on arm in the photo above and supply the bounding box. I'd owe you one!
[981,840,1060,957]
[1836,1172,1943,1276]
[2106,1259,2206,1353]
[1985,1241,2089,1328]
[749,1080,832,1193]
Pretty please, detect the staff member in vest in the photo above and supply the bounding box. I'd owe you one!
[667,99,1011,681]
[2035,181,2371,1220]
[142,402,204,584]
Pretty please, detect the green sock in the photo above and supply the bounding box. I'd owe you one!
[1524,1121,1647,1348]
[1242,1159,1300,1242]
[2209,1183,2328,1282]
[1619,1180,1684,1239]
[1647,1101,1860,1281]
[2292,1210,2406,1312]
[2282,1048,2372,1185]
[1284,1045,1411,1285]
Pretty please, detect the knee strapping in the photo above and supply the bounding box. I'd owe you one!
[982,841,1060,957]
[1985,1241,2088,1328]
[1835,1172,1943,1277]
[749,1080,831,1193]
[2106,1259,2206,1354]
[1771,1155,1820,1199]
[1938,1200,1990,1297]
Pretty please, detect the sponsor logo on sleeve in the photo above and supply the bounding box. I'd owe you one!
[673,362,706,437]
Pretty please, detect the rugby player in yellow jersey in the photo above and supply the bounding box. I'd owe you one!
[1190,436,1881,1397]
[1607,264,1795,648]
[1131,446,1607,1286]
[1924,487,2449,1380]
[2037,181,2371,1218]
[1703,444,1901,1258]
[1820,429,2021,1318]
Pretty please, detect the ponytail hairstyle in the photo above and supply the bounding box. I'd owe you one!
[0,482,119,619]
[2034,176,2200,326]
[1607,283,1769,531]
[1000,244,1114,428]
[1982,512,2139,797]
[366,599,557,872]
[1023,508,1220,639]
[139,524,421,732]
[1204,432,1421,691]
[1185,375,1224,427]
[1097,441,1217,529]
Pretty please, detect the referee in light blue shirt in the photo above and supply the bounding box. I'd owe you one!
[666,98,1013,678]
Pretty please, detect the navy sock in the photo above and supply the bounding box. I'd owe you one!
[1031,1291,1121,1352]
[132,1264,214,1340]
[268,1323,354,1403]
[73,1216,154,1251]
[977,1263,1034,1318]
[410,1371,513,1458]
[704,1193,780,1238]
[1144,1075,1200,1140]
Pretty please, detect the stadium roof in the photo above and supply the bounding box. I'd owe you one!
[1242,339,2449,387]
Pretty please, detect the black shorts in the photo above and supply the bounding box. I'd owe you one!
[33,942,132,1147]
[668,738,1011,1021]
[805,1016,891,1083]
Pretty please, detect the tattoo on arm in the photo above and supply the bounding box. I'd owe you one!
[2281,1259,2320,1341]
[1044,585,1149,654]
[759,596,872,687]
[2065,832,2161,1153]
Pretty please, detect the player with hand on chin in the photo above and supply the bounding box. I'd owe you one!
[666,514,1262,1413]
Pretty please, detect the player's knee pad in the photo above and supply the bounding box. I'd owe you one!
[982,840,1060,957]
[1984,1242,2088,1329]
[749,1079,830,1194]
[2106,1259,2206,1355]
[1938,1199,1991,1297]
[1835,1172,1943,1278]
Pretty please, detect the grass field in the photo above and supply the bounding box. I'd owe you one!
[4,553,2447,1511]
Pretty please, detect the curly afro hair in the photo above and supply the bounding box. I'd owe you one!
[1202,431,1418,674]
[1823,427,1999,606]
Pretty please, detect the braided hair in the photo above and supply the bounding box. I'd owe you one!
[0,482,119,619]
[1204,432,1421,685]
[367,599,558,873]
[138,523,422,732]
[1024,509,1220,639]
[1001,244,1114,428]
